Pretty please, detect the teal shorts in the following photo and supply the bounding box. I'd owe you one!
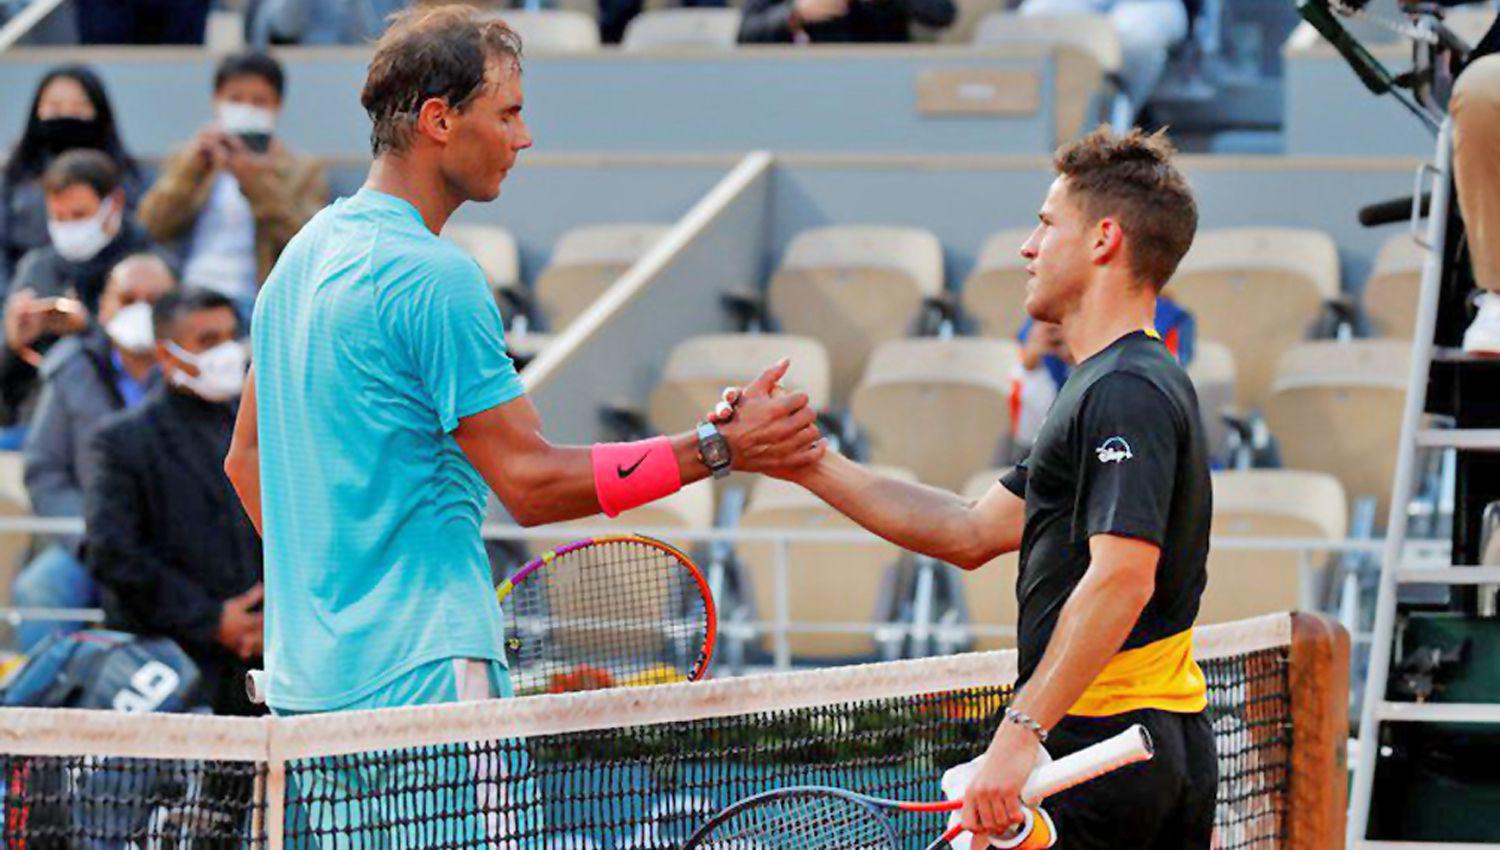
[280,658,541,848]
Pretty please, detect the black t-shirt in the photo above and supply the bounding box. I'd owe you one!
[1000,330,1212,686]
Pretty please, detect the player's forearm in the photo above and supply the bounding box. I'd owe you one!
[224,446,263,536]
[795,453,997,569]
[494,433,711,527]
[1007,559,1154,730]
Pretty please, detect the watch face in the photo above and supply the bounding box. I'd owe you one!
[704,438,730,467]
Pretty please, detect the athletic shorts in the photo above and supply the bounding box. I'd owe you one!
[1042,708,1216,850]
[279,658,541,848]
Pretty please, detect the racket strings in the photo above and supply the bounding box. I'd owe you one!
[697,792,898,850]
[506,539,711,692]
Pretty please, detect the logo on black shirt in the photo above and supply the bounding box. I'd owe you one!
[1095,436,1134,464]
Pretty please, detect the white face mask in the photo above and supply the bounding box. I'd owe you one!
[217,102,277,137]
[167,339,247,402]
[104,301,156,355]
[47,199,117,263]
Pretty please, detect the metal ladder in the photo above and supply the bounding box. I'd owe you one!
[1347,117,1500,848]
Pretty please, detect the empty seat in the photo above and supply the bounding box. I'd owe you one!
[498,10,602,51]
[961,228,1035,339]
[531,481,715,561]
[0,451,32,611]
[1204,469,1347,623]
[1186,340,1236,462]
[954,469,1020,650]
[1363,233,1427,339]
[851,337,1020,491]
[769,226,945,404]
[535,224,669,331]
[972,12,1121,142]
[621,8,742,51]
[442,223,521,299]
[1166,227,1340,410]
[648,334,831,432]
[736,466,918,659]
[1264,340,1409,527]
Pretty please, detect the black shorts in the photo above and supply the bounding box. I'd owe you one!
[1042,708,1216,850]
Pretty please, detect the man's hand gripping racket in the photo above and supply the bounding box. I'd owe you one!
[683,723,1153,850]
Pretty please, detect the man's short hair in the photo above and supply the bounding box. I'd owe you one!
[1052,127,1198,291]
[214,51,286,100]
[153,288,238,341]
[360,5,523,156]
[41,149,121,199]
[108,253,178,291]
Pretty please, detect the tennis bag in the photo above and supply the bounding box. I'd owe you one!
[0,628,202,712]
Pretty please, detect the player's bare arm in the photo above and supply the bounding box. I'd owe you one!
[225,366,263,535]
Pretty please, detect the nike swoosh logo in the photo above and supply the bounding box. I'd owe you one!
[617,453,650,479]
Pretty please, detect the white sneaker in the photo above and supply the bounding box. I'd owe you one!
[1463,292,1500,355]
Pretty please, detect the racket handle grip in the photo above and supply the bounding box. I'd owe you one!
[1020,723,1153,806]
[246,669,267,705]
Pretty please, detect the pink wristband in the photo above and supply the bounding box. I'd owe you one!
[591,436,682,518]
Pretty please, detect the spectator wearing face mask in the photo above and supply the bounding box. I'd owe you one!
[138,52,327,316]
[10,254,175,654]
[85,288,262,716]
[1,65,143,296]
[1,150,158,440]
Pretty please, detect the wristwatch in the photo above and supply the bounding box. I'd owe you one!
[696,421,732,479]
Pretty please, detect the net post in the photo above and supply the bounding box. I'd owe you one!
[1288,611,1350,850]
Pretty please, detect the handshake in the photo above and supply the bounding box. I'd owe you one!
[704,358,828,480]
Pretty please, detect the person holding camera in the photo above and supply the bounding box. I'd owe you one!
[137,51,327,314]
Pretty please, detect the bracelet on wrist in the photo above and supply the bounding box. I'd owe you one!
[1003,706,1049,743]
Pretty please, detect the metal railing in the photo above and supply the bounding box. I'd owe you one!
[0,516,1455,668]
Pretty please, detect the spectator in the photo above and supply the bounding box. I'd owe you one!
[2,65,143,295]
[1017,0,1188,115]
[2,150,158,437]
[85,288,262,716]
[738,0,954,42]
[76,0,211,44]
[1455,19,1499,354]
[10,254,174,654]
[246,0,408,45]
[602,0,726,44]
[1009,298,1194,451]
[137,52,327,314]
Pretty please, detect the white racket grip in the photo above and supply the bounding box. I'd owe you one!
[246,669,267,705]
[1019,723,1153,806]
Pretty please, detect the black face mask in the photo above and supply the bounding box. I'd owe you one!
[32,117,106,155]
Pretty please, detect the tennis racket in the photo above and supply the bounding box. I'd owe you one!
[498,534,717,695]
[682,723,1153,850]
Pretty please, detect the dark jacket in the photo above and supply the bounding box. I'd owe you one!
[738,0,954,42]
[23,328,157,553]
[85,386,263,715]
[0,218,158,424]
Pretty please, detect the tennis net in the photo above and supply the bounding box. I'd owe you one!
[0,612,1346,849]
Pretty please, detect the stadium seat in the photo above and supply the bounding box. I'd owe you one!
[1204,469,1347,623]
[0,451,32,613]
[1166,227,1340,410]
[531,481,716,560]
[850,337,1020,491]
[621,9,743,51]
[1186,339,1236,463]
[769,226,945,404]
[535,224,669,331]
[441,223,521,299]
[499,10,603,51]
[1362,232,1427,339]
[953,469,1020,651]
[647,334,832,432]
[972,12,1122,143]
[961,227,1035,339]
[736,466,918,659]
[1264,339,1409,527]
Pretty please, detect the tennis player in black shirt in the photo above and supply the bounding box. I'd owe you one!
[714,128,1212,848]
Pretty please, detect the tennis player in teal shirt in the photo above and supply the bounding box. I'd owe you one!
[224,5,825,843]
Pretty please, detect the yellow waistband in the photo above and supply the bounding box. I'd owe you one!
[1069,629,1207,717]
